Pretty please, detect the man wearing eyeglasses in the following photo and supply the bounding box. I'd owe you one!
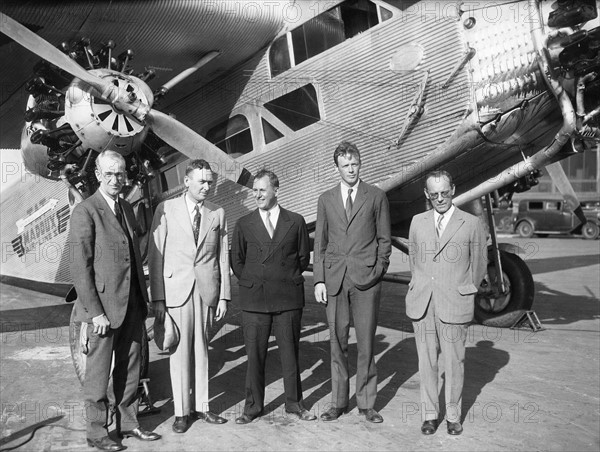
[69,150,161,451]
[406,170,487,437]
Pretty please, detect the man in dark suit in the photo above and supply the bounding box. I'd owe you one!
[314,141,392,423]
[231,169,316,424]
[406,170,487,436]
[69,150,161,451]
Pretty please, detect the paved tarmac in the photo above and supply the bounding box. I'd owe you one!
[1,236,599,451]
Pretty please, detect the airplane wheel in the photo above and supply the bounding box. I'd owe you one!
[69,306,150,385]
[581,222,599,240]
[516,221,534,238]
[475,251,535,328]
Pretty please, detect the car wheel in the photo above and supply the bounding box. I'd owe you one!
[581,222,599,240]
[475,250,535,328]
[516,221,534,238]
[69,306,150,385]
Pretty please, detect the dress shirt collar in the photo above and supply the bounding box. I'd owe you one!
[340,180,360,202]
[434,204,455,229]
[185,193,204,216]
[259,203,280,226]
[98,187,118,215]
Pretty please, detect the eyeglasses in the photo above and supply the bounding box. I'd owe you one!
[426,190,452,199]
[101,172,126,181]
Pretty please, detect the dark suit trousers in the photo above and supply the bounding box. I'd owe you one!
[241,309,303,417]
[84,299,143,439]
[326,275,381,410]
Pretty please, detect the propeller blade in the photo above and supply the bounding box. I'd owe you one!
[0,12,113,97]
[146,109,253,188]
[159,51,220,94]
[545,161,587,225]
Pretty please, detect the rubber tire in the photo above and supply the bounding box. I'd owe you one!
[69,306,150,385]
[475,250,535,328]
[581,222,599,240]
[516,221,534,238]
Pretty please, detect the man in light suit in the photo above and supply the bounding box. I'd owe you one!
[314,141,392,423]
[406,170,487,436]
[148,159,230,433]
[231,169,316,424]
[69,150,161,451]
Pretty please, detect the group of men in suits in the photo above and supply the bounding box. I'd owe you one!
[69,141,486,450]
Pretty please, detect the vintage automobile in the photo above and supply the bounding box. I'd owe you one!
[514,195,600,239]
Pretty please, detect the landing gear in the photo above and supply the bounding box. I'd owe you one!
[475,250,535,327]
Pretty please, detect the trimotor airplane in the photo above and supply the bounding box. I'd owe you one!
[1,0,599,379]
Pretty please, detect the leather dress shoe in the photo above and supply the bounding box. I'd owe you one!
[120,427,161,441]
[86,436,124,451]
[235,413,257,425]
[285,408,317,421]
[320,407,346,422]
[192,411,228,424]
[358,408,383,423]
[421,419,439,435]
[172,416,190,433]
[447,421,463,435]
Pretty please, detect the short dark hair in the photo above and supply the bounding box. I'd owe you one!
[333,141,361,166]
[254,169,279,188]
[425,170,454,187]
[185,159,212,176]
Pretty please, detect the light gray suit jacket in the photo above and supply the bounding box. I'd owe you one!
[405,207,487,323]
[148,195,231,307]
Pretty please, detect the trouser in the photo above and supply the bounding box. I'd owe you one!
[412,300,468,423]
[242,309,303,417]
[84,301,143,439]
[168,289,210,416]
[325,276,381,410]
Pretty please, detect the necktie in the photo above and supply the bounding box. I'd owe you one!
[265,210,275,238]
[114,200,128,234]
[436,214,445,238]
[345,188,353,221]
[193,204,201,244]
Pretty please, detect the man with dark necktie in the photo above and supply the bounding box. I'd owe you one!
[69,150,160,451]
[314,141,392,423]
[148,159,230,433]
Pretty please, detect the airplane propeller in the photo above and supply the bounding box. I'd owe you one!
[0,12,253,188]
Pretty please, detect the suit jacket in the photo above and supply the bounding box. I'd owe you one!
[231,207,310,313]
[69,190,148,328]
[148,195,231,307]
[314,181,392,294]
[405,206,488,323]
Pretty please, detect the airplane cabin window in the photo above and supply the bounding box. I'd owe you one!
[269,36,291,77]
[264,84,320,131]
[160,165,180,192]
[269,0,388,77]
[206,114,253,158]
[262,118,284,144]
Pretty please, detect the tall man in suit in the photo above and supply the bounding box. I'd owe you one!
[231,169,316,424]
[406,170,487,436]
[148,159,230,433]
[69,150,161,451]
[314,141,392,423]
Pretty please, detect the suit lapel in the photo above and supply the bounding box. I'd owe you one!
[248,209,272,245]
[347,182,367,227]
[331,185,347,225]
[262,208,293,262]
[436,208,464,257]
[197,205,215,249]
[94,190,125,237]
[175,196,195,244]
